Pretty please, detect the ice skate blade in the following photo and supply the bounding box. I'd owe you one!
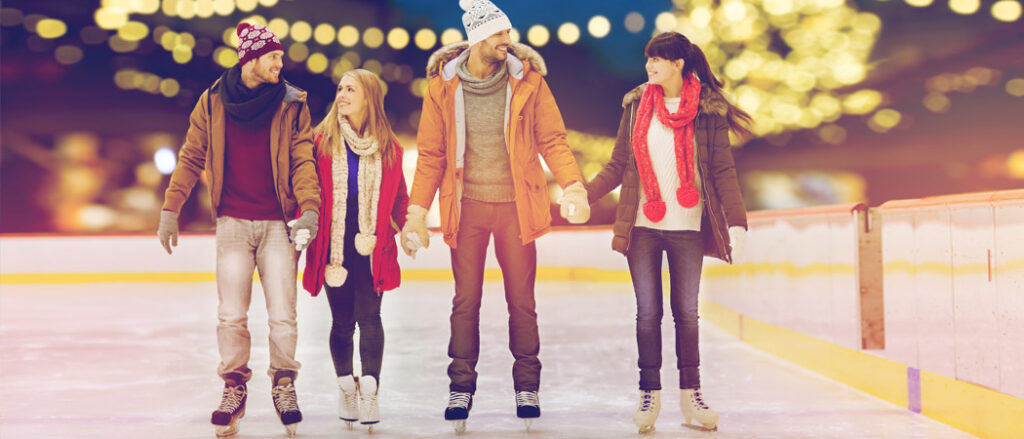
[681,422,718,432]
[451,419,467,434]
[524,419,533,431]
[214,423,238,438]
[342,420,354,429]
[636,424,655,434]
[213,409,243,437]
[284,423,298,436]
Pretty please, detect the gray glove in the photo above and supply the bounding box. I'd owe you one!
[157,210,179,255]
[288,210,318,250]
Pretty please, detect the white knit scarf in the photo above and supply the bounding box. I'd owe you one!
[324,114,382,287]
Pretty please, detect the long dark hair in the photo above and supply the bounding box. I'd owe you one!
[645,32,753,139]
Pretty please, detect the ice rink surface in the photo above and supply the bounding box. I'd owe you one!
[1,280,976,439]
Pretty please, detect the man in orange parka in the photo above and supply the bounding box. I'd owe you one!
[399,0,590,431]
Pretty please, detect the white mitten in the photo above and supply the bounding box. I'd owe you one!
[728,226,746,263]
[401,205,430,257]
[401,233,424,259]
[557,182,591,224]
[287,220,312,251]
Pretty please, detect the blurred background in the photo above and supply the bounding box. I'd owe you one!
[1,0,1022,233]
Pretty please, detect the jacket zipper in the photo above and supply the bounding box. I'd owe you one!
[273,106,289,224]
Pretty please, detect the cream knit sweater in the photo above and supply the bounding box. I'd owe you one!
[635,97,703,231]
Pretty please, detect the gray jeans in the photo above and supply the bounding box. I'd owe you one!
[215,216,300,383]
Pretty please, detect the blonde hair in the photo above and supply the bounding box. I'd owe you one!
[313,69,397,165]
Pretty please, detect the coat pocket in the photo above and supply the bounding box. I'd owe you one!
[524,166,551,231]
[377,239,401,291]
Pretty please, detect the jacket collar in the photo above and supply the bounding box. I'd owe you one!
[426,41,547,82]
[621,82,728,116]
[210,78,305,105]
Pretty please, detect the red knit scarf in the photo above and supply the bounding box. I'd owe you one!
[632,78,702,222]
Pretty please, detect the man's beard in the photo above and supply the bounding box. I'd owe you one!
[485,46,508,64]
[257,67,280,84]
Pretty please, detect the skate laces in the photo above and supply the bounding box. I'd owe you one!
[217,385,245,413]
[360,391,379,418]
[447,391,472,409]
[272,382,299,412]
[515,391,539,408]
[691,390,709,410]
[343,386,359,409]
[639,390,656,411]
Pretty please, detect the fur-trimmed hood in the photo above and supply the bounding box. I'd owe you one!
[621,83,728,116]
[425,41,547,81]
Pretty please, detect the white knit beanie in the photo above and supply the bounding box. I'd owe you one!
[460,0,512,47]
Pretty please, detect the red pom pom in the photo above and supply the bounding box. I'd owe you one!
[677,186,699,208]
[643,201,666,222]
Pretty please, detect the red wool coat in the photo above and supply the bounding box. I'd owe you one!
[302,136,409,295]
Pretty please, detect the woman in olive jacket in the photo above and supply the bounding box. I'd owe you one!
[585,31,752,434]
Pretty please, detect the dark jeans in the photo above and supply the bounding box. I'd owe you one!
[325,254,384,382]
[626,226,704,390]
[448,199,540,393]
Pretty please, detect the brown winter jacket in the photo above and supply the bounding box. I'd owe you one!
[585,84,748,263]
[409,42,584,247]
[162,79,321,221]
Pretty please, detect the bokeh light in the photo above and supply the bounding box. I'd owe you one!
[414,28,437,50]
[527,25,549,47]
[587,15,611,38]
[557,23,580,45]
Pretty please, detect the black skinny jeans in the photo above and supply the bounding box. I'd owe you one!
[325,227,384,382]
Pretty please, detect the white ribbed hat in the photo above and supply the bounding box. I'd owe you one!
[460,0,512,47]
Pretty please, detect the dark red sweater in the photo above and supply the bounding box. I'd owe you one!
[218,117,281,220]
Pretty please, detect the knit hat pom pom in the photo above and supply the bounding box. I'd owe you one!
[459,0,478,11]
[643,201,667,222]
[355,233,377,256]
[325,264,348,287]
[677,186,699,208]
[236,22,251,35]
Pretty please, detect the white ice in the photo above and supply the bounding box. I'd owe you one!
[0,280,975,438]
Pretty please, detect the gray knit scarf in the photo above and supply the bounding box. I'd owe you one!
[456,53,508,95]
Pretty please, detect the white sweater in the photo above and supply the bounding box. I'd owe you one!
[635,97,703,231]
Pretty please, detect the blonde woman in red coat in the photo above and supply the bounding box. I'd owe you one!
[301,69,410,431]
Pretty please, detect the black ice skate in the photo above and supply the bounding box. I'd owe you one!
[211,373,247,437]
[515,390,540,430]
[271,370,302,437]
[444,391,473,433]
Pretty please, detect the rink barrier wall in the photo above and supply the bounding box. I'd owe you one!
[0,228,635,284]
[700,298,1024,439]
[701,191,1024,439]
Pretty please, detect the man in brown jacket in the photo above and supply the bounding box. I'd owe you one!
[400,0,589,431]
[156,23,318,437]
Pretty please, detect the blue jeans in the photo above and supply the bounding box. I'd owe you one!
[626,226,704,390]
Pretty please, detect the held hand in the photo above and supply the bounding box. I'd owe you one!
[157,210,179,255]
[288,210,318,251]
[402,205,430,254]
[400,231,424,258]
[558,182,591,224]
[728,226,746,263]
[287,219,312,251]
